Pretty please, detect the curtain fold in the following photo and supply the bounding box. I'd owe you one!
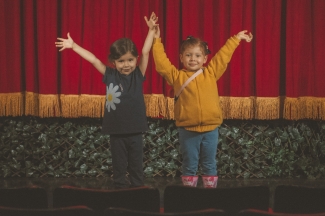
[254,0,282,119]
[284,0,325,120]
[0,0,23,116]
[23,0,39,116]
[0,0,324,119]
[36,0,60,117]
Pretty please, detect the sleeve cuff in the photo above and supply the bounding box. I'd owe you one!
[154,38,162,44]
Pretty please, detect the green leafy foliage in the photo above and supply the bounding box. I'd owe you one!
[1,117,325,179]
[0,117,110,178]
[143,119,179,177]
[218,120,325,179]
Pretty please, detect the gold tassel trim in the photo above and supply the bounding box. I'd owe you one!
[284,97,325,120]
[255,97,280,119]
[79,95,105,118]
[220,96,254,119]
[2,92,325,120]
[158,95,167,117]
[25,92,39,116]
[166,97,175,119]
[38,94,60,117]
[144,94,159,117]
[143,94,175,119]
[322,100,325,120]
[60,95,80,118]
[144,94,169,118]
[0,92,24,116]
[219,97,231,119]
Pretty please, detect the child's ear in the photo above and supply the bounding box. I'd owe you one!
[203,55,208,64]
[179,54,184,63]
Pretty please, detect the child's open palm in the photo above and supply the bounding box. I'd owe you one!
[55,33,74,51]
[144,12,159,30]
[236,30,253,42]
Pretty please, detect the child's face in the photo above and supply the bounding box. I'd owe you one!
[180,46,207,72]
[113,52,138,75]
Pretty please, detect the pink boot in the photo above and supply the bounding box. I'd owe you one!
[202,176,218,188]
[181,176,198,187]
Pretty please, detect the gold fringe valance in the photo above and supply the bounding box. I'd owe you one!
[284,97,325,120]
[60,94,80,118]
[166,97,175,119]
[1,92,325,120]
[79,94,105,118]
[0,92,24,116]
[220,96,254,119]
[143,94,175,119]
[25,92,39,116]
[144,94,163,118]
[255,97,281,119]
[38,94,60,117]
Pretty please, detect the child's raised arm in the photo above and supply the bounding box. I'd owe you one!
[55,33,106,75]
[138,12,159,76]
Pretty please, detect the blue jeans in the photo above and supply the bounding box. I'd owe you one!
[178,127,219,176]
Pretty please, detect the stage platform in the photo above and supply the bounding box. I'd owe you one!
[1,177,325,209]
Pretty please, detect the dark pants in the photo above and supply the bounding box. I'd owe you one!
[110,133,144,188]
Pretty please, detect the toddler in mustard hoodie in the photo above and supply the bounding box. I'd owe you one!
[152,24,253,187]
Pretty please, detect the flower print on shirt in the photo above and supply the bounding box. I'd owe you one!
[105,83,121,112]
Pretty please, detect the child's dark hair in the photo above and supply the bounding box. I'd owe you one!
[180,36,211,55]
[108,38,138,62]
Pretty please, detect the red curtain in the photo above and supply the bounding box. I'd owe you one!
[254,0,282,119]
[0,0,324,119]
[284,0,325,119]
[0,0,23,115]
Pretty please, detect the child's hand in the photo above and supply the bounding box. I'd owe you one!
[144,12,159,30]
[154,26,160,39]
[55,32,74,51]
[236,30,253,42]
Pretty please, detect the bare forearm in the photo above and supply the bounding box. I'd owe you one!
[72,43,98,63]
[139,30,155,75]
[142,30,155,56]
[72,43,105,75]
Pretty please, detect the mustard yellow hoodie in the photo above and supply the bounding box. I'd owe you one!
[153,36,240,132]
